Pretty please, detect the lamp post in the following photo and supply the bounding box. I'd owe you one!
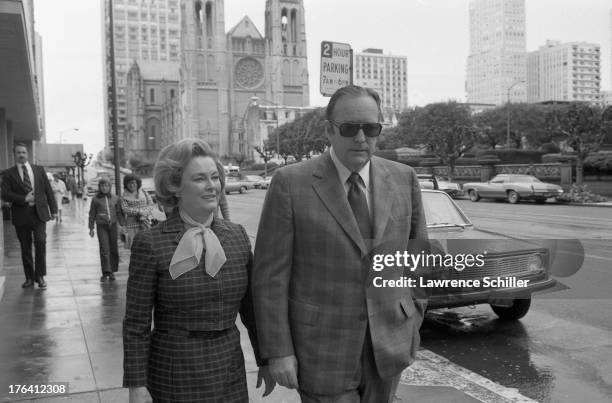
[59,128,79,144]
[250,96,281,159]
[506,81,525,149]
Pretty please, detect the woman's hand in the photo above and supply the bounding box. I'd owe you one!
[256,365,276,397]
[89,229,94,238]
[129,386,152,403]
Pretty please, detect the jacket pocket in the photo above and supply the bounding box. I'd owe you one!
[289,298,320,326]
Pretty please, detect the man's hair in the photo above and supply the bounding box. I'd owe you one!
[325,85,383,122]
[153,138,226,208]
[13,142,28,152]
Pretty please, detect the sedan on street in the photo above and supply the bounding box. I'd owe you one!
[224,177,254,194]
[462,174,563,204]
[244,175,265,189]
[417,190,560,320]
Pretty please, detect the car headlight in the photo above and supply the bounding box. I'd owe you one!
[527,254,544,271]
[557,189,564,194]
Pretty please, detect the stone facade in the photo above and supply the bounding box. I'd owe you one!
[174,0,310,161]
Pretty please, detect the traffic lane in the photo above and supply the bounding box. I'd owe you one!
[225,189,266,240]
[454,199,612,239]
[422,305,612,403]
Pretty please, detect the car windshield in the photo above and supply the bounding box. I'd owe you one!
[421,192,472,227]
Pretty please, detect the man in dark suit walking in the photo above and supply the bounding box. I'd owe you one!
[253,85,429,402]
[1,143,57,288]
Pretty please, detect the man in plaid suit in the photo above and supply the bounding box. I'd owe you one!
[253,85,428,402]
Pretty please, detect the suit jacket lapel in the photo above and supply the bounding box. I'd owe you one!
[9,166,29,194]
[371,157,393,242]
[311,153,367,257]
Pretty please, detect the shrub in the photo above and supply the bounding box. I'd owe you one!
[247,162,279,171]
[584,152,612,174]
[557,184,608,203]
[476,149,545,164]
[540,142,561,154]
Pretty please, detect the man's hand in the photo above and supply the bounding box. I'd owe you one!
[51,214,57,220]
[269,355,298,389]
[129,386,152,403]
[25,191,34,203]
[89,229,95,238]
[256,365,276,396]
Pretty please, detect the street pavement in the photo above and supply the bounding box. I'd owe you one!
[0,199,536,402]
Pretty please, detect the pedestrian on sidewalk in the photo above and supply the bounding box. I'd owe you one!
[119,173,154,250]
[123,138,274,403]
[1,142,57,289]
[66,174,77,200]
[50,174,67,223]
[88,177,120,282]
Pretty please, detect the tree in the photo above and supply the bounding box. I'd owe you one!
[551,103,612,185]
[412,102,476,179]
[232,153,247,168]
[265,108,328,161]
[474,103,551,150]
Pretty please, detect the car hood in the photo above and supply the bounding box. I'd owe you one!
[427,226,545,254]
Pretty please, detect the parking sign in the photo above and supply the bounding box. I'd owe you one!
[320,41,353,96]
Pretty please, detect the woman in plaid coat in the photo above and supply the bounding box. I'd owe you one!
[123,139,274,403]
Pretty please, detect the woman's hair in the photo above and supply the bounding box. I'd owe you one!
[97,177,112,197]
[123,173,142,191]
[153,138,225,208]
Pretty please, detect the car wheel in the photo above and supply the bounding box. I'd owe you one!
[239,186,247,194]
[468,190,480,202]
[490,298,531,320]
[507,190,520,204]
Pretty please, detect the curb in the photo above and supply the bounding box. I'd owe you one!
[565,202,612,208]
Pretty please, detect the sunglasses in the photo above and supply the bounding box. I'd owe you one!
[329,121,383,138]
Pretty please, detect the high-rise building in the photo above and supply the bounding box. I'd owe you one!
[466,0,526,105]
[101,0,181,158]
[602,90,612,106]
[354,48,408,112]
[527,40,601,104]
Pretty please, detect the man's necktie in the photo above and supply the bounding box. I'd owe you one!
[347,172,372,240]
[22,165,32,193]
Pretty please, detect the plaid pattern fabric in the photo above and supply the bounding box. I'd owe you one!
[123,212,262,402]
[253,153,428,395]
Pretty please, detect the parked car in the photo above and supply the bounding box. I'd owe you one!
[417,174,439,190]
[224,177,253,194]
[259,175,274,189]
[436,177,464,198]
[420,190,559,320]
[244,175,265,189]
[463,174,563,204]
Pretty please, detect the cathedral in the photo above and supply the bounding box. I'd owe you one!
[124,0,310,165]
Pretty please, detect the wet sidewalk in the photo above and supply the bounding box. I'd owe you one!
[0,200,533,402]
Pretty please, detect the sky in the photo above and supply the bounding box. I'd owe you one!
[33,0,612,156]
